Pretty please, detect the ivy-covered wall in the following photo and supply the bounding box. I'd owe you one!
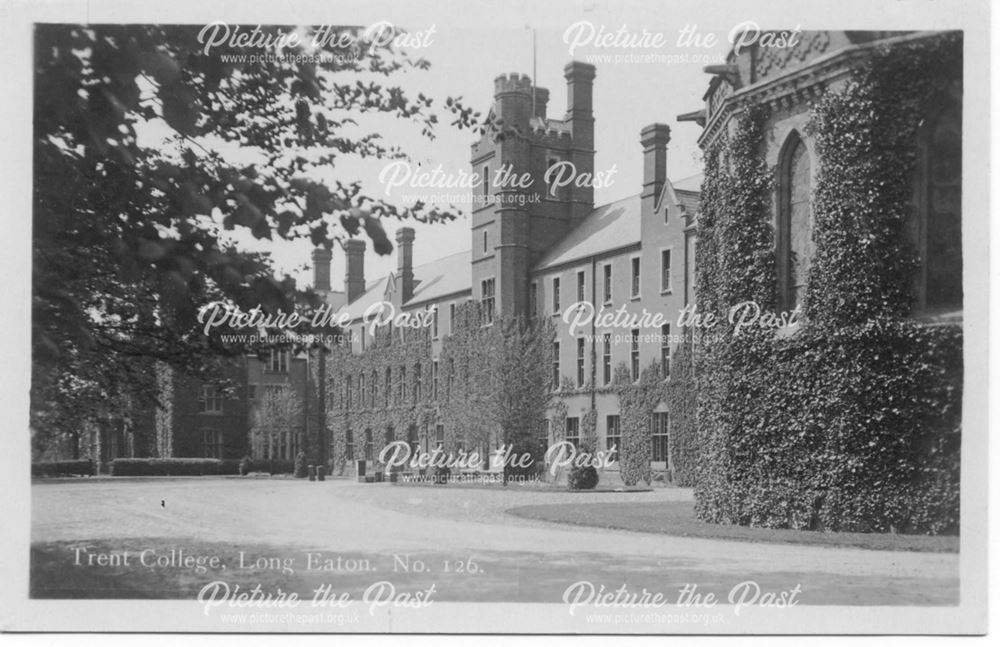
[611,361,669,486]
[324,302,554,477]
[682,32,963,534]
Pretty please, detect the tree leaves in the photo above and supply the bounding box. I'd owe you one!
[33,22,495,446]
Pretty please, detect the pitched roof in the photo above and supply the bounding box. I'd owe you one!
[672,173,703,193]
[337,250,472,321]
[407,250,473,306]
[533,194,642,271]
[335,176,700,315]
[675,189,700,216]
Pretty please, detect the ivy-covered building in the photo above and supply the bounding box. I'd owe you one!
[673,31,963,532]
[323,62,700,484]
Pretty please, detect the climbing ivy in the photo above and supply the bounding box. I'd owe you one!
[687,33,963,534]
[665,338,698,486]
[807,32,962,327]
[324,302,554,477]
[612,361,668,486]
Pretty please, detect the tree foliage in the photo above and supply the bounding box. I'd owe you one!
[32,24,485,444]
[249,386,304,460]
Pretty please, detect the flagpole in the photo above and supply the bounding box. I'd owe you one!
[531,27,537,118]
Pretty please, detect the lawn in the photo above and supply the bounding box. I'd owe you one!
[506,501,959,553]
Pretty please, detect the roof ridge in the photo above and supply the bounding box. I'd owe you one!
[364,247,472,289]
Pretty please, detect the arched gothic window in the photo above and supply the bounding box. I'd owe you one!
[918,104,962,313]
[777,132,814,311]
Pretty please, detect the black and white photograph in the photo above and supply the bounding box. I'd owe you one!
[0,0,992,636]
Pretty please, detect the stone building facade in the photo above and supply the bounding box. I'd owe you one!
[678,30,962,319]
[323,61,700,482]
[672,30,963,530]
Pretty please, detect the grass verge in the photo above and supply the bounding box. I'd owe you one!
[506,501,959,553]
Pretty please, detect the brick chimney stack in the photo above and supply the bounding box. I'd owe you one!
[640,123,671,213]
[343,239,366,304]
[395,227,415,303]
[564,61,595,149]
[311,247,332,292]
[563,61,597,224]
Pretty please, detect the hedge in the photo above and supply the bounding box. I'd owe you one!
[246,458,295,474]
[32,460,96,478]
[110,458,241,476]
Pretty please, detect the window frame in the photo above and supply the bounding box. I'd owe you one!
[552,340,561,390]
[602,333,612,386]
[660,323,671,379]
[606,415,621,458]
[630,328,640,381]
[565,417,580,449]
[202,428,223,458]
[480,277,496,326]
[602,263,613,304]
[552,276,561,315]
[651,412,670,464]
[198,385,223,415]
[630,255,641,299]
[660,247,673,294]
[776,130,814,313]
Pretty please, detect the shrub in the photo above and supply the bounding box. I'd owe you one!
[568,463,599,490]
[31,460,96,478]
[109,458,241,476]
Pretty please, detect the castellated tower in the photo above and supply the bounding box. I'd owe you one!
[470,62,597,318]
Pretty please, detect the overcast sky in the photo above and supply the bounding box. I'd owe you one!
[180,4,756,291]
[131,0,901,292]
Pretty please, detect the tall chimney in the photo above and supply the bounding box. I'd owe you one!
[563,62,596,148]
[533,87,550,121]
[564,61,597,223]
[395,227,415,303]
[640,123,671,213]
[311,247,332,292]
[343,239,366,304]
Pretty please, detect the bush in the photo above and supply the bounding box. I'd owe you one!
[109,458,241,476]
[31,460,96,478]
[568,464,599,490]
